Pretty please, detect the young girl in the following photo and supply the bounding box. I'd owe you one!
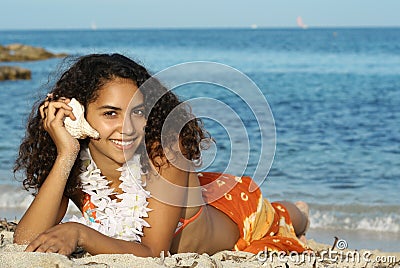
[13,53,309,256]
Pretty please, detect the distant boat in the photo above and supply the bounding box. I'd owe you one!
[296,16,308,29]
[250,24,258,29]
[91,22,97,31]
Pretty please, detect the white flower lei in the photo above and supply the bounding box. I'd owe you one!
[69,147,151,242]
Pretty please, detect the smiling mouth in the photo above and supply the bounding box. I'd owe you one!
[110,139,135,146]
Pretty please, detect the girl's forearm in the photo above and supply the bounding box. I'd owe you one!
[77,224,155,257]
[14,154,76,244]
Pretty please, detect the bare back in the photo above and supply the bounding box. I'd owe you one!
[170,172,239,254]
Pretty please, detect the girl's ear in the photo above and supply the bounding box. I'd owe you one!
[65,98,100,139]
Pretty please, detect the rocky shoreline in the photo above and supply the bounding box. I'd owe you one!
[0,44,67,81]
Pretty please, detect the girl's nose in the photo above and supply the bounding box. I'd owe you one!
[121,115,135,136]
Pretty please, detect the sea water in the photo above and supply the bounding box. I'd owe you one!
[0,28,399,251]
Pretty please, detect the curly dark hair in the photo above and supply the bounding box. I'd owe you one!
[14,53,210,197]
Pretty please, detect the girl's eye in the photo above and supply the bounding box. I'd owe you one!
[132,109,144,116]
[104,111,117,117]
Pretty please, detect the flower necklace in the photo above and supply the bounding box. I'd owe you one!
[69,147,151,242]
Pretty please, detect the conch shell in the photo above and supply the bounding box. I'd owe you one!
[64,98,100,139]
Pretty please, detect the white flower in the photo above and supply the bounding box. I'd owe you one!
[69,147,150,242]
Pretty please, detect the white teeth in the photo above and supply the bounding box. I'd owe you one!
[111,140,134,146]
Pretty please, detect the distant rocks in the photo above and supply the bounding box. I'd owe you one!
[0,66,31,81]
[0,43,67,62]
[0,43,67,81]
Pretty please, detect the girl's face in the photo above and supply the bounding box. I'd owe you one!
[86,78,146,168]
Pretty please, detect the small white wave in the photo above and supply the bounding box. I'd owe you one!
[0,184,80,216]
[356,216,400,232]
[0,185,33,209]
[310,209,400,233]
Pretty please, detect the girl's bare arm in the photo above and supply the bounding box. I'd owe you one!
[13,155,74,244]
[14,100,78,244]
[24,157,190,257]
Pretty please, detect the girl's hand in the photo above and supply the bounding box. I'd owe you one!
[39,97,80,157]
[24,222,82,256]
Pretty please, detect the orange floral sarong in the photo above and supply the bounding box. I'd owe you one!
[199,172,308,254]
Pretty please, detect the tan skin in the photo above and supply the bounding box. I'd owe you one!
[14,78,308,256]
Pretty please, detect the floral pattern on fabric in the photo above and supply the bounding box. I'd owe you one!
[199,172,308,254]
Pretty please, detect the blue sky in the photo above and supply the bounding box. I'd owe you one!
[1,0,400,30]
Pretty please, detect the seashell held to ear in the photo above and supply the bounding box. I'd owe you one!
[64,98,100,139]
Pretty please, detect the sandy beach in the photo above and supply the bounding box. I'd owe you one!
[1,228,399,267]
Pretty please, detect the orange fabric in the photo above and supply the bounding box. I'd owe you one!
[82,194,98,223]
[174,206,204,236]
[199,172,308,254]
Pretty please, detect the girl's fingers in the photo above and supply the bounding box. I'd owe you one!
[25,233,57,253]
[45,246,58,253]
[40,99,71,117]
[53,106,76,122]
[39,100,50,119]
[34,242,58,253]
[25,239,41,252]
[46,101,72,117]
[39,105,45,119]
[33,244,48,253]
[43,101,73,123]
[66,110,76,121]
